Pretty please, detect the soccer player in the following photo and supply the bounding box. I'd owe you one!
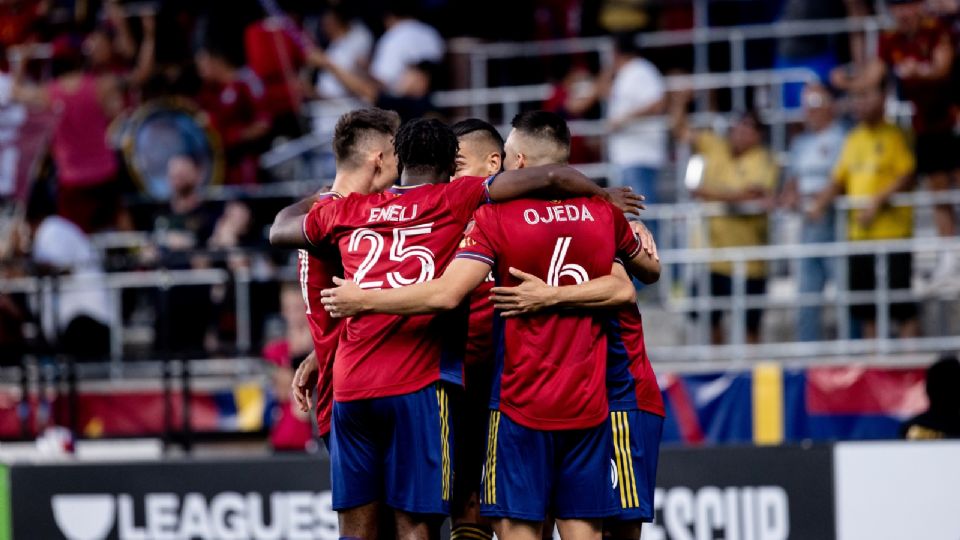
[486,115,665,540]
[449,118,504,540]
[278,108,402,448]
[271,117,641,540]
[319,111,658,540]
[489,267,664,540]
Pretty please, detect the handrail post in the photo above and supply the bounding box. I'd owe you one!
[693,0,710,112]
[834,204,850,342]
[235,266,252,355]
[876,249,891,351]
[731,260,748,349]
[730,30,746,112]
[470,52,486,119]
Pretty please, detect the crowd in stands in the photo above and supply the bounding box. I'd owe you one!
[1,0,960,387]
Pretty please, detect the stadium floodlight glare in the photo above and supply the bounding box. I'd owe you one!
[684,154,705,190]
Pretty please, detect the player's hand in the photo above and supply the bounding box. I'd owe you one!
[629,220,659,261]
[321,276,365,318]
[490,267,557,317]
[292,352,318,413]
[605,187,645,215]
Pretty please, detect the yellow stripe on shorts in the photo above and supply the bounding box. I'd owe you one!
[612,412,640,509]
[484,411,500,504]
[437,386,451,501]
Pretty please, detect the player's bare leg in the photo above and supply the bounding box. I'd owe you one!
[452,493,492,540]
[603,520,643,540]
[338,502,380,540]
[395,510,443,540]
[556,518,603,540]
[494,518,543,540]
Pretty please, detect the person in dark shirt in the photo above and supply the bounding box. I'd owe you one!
[902,355,960,440]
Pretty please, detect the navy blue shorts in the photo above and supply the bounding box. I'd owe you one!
[480,410,618,521]
[330,382,454,515]
[610,410,664,522]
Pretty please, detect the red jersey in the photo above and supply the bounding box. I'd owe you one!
[879,18,955,134]
[297,193,343,436]
[455,197,642,430]
[303,176,491,401]
[465,277,495,368]
[605,305,665,417]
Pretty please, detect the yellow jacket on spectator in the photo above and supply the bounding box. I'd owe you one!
[696,131,778,278]
[832,122,915,241]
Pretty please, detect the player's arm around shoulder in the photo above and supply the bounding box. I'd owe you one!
[321,258,492,318]
[269,193,324,247]
[490,264,637,317]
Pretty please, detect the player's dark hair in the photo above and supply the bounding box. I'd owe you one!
[332,108,401,169]
[394,118,458,178]
[452,118,504,157]
[511,110,571,151]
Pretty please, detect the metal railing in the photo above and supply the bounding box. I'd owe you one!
[448,15,888,117]
[637,188,960,364]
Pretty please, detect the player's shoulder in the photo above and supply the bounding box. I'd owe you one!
[310,191,344,211]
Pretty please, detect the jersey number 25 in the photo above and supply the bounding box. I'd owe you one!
[348,224,436,289]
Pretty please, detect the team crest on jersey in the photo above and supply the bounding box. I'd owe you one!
[460,220,477,248]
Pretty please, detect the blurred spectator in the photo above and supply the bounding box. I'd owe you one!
[314,5,373,100]
[195,44,270,185]
[678,110,778,345]
[0,0,44,50]
[262,283,314,452]
[605,34,666,237]
[153,155,219,258]
[901,355,960,439]
[833,0,958,287]
[12,36,125,233]
[774,0,847,107]
[243,13,306,138]
[809,84,918,339]
[151,155,260,354]
[368,1,444,96]
[306,1,443,121]
[24,180,112,361]
[151,155,218,355]
[781,84,846,341]
[543,63,602,164]
[88,2,157,90]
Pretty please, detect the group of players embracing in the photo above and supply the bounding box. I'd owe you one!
[270,107,665,540]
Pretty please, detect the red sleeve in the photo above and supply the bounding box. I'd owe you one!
[303,199,341,248]
[454,206,497,267]
[444,176,493,224]
[611,207,642,262]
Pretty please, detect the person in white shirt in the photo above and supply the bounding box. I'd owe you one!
[780,83,846,342]
[25,184,112,360]
[315,5,374,99]
[605,34,667,240]
[368,3,444,94]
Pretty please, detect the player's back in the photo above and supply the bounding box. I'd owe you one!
[464,195,639,430]
[304,176,490,401]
